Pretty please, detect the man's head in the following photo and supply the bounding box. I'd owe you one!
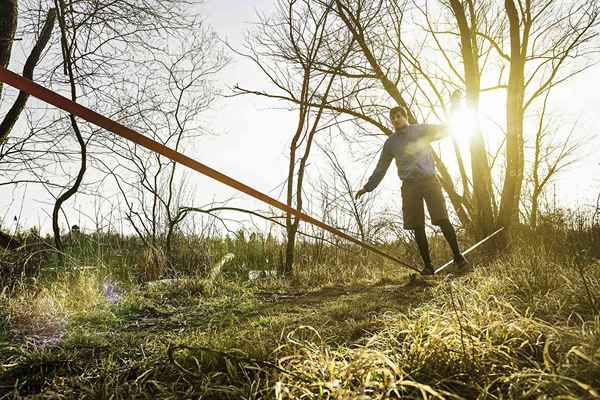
[389,106,409,130]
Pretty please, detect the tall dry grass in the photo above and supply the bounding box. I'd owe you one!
[266,240,600,399]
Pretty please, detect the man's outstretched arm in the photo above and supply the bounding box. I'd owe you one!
[356,142,393,199]
[423,90,463,142]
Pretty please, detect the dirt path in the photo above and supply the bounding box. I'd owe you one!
[0,276,440,396]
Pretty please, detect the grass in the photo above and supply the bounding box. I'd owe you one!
[0,223,599,399]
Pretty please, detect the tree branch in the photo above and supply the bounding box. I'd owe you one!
[0,8,57,143]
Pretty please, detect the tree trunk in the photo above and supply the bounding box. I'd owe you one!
[469,117,496,236]
[282,72,308,275]
[0,0,18,99]
[449,0,496,237]
[0,8,56,143]
[498,0,526,229]
[530,189,540,228]
[52,0,87,251]
[283,223,297,275]
[434,154,472,227]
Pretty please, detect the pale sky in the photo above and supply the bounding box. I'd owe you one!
[193,0,600,220]
[1,0,598,234]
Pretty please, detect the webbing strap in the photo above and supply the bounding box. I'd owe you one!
[0,67,419,272]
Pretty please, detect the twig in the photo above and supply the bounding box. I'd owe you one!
[447,281,472,367]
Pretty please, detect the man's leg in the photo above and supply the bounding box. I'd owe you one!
[413,225,434,274]
[401,181,432,274]
[439,221,461,259]
[424,178,468,268]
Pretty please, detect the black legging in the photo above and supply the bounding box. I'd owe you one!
[413,225,432,266]
[413,221,461,267]
[440,221,461,258]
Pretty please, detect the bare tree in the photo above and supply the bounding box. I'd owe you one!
[51,0,86,250]
[0,8,56,143]
[235,0,599,242]
[235,0,496,237]
[97,28,227,258]
[1,0,215,243]
[497,0,599,227]
[445,0,496,234]
[526,92,584,227]
[234,0,367,274]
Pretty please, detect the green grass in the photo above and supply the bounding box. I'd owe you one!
[1,225,599,399]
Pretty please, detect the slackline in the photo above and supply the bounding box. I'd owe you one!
[0,67,420,272]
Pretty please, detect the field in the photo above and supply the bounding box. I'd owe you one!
[1,217,599,399]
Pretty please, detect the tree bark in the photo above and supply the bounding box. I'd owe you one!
[0,0,18,99]
[0,8,56,143]
[434,154,472,228]
[498,0,526,229]
[52,0,87,251]
[282,65,310,276]
[448,0,496,237]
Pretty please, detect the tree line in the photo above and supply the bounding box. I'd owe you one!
[1,0,598,275]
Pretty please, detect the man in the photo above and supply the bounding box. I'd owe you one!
[355,93,468,275]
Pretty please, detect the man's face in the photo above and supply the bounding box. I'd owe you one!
[391,111,408,129]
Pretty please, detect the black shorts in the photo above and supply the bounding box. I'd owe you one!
[401,177,449,229]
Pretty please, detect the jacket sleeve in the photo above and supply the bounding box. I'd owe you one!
[363,141,393,192]
[419,124,451,142]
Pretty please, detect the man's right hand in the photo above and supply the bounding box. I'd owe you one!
[355,188,368,199]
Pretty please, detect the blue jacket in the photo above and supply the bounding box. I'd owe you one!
[363,124,449,191]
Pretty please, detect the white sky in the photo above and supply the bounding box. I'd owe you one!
[1,0,598,234]
[192,0,600,219]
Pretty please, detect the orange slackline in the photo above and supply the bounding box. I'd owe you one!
[0,67,419,272]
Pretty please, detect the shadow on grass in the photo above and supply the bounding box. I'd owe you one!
[1,274,434,397]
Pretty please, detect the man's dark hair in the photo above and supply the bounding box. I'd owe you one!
[389,106,408,120]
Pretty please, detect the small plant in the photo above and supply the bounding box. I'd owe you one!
[135,245,170,282]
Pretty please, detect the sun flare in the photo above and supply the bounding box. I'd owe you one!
[449,103,479,144]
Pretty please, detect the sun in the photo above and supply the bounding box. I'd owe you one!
[436,91,508,181]
[448,101,479,146]
[446,91,506,149]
